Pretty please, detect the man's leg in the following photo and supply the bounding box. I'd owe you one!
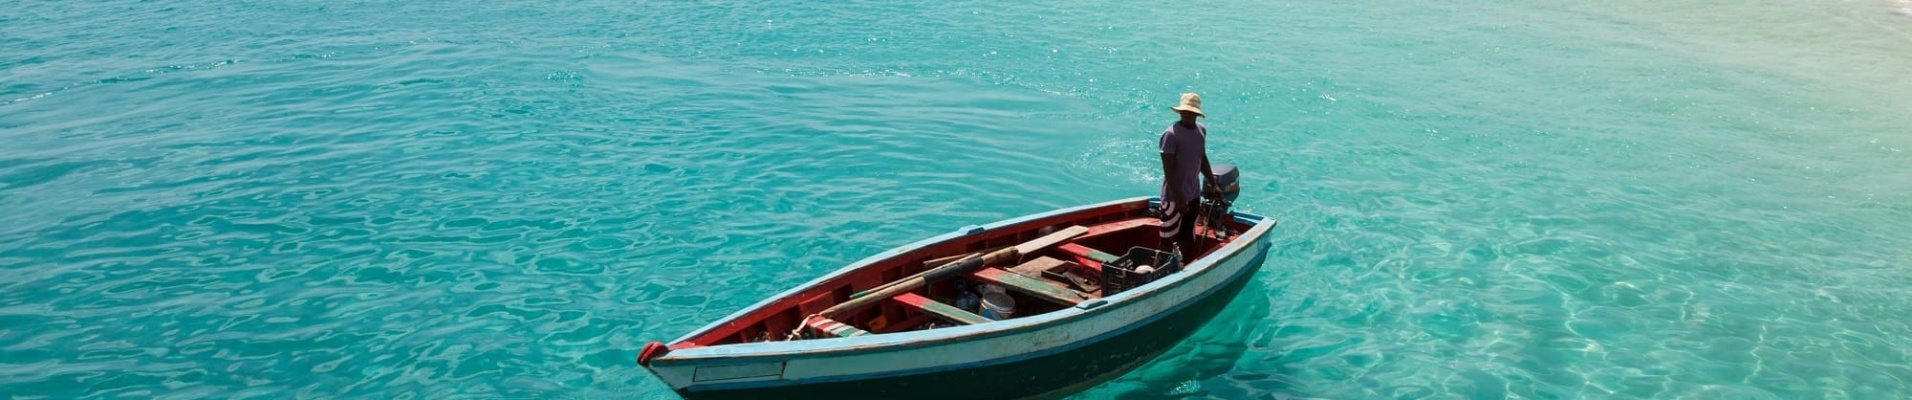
[1158,201,1184,252]
[1174,201,1199,256]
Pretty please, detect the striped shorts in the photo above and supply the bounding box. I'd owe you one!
[1158,200,1198,244]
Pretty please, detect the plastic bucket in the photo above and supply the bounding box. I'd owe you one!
[981,292,1016,320]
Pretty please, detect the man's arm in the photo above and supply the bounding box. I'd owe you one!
[1201,154,1215,181]
[1201,154,1217,191]
[1161,151,1180,202]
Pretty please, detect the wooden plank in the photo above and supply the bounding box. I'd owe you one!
[922,246,1008,268]
[1008,256,1068,277]
[969,267,1092,306]
[1020,258,1100,294]
[1015,226,1090,255]
[803,316,867,338]
[1058,243,1120,264]
[1052,268,1101,294]
[892,293,991,325]
[1063,253,1105,271]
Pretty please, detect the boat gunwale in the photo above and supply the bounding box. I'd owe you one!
[651,196,1274,365]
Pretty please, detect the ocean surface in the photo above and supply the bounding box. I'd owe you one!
[5,0,1911,398]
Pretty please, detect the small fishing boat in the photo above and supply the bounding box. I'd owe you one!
[637,181,1274,399]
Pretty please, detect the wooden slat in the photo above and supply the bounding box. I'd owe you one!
[803,316,867,338]
[1058,243,1120,264]
[1008,256,1068,277]
[1016,257,1098,293]
[1015,226,1091,255]
[892,293,991,325]
[970,268,1093,306]
[922,246,1008,268]
[1063,254,1105,271]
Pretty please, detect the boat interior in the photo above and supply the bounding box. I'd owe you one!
[674,199,1253,348]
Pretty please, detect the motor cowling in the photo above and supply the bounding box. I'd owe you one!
[1206,164,1240,203]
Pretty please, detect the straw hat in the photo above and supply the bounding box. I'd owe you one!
[1170,92,1204,117]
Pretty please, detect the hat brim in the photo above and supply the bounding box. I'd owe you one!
[1171,105,1205,117]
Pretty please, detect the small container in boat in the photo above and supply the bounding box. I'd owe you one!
[981,292,1015,320]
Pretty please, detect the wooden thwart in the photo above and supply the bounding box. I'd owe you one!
[1059,243,1120,264]
[803,316,868,338]
[892,293,990,325]
[970,267,1093,306]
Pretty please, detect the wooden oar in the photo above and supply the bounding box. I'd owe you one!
[821,226,1088,319]
[848,244,1019,299]
[851,253,981,299]
[921,245,1008,269]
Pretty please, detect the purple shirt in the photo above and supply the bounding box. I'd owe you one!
[1158,122,1206,207]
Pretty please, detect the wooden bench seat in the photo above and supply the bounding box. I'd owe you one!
[1058,243,1119,266]
[891,292,991,325]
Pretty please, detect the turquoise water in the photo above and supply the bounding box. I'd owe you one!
[4,0,1911,398]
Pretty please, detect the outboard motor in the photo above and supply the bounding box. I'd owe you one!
[1207,164,1240,202]
[1200,163,1240,238]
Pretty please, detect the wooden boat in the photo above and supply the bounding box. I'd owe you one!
[637,196,1275,400]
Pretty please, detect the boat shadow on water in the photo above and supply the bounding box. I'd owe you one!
[1049,278,1279,400]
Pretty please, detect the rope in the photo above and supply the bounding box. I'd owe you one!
[786,313,821,341]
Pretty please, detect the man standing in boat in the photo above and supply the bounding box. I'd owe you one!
[1159,92,1219,255]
